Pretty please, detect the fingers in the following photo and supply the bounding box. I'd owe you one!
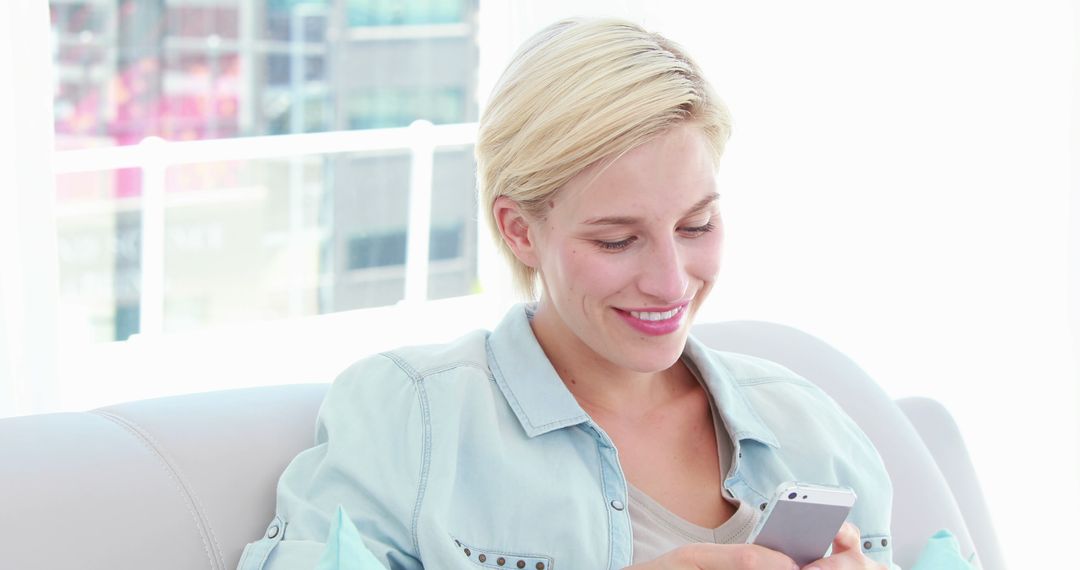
[832,522,861,553]
[800,548,856,570]
[800,523,875,570]
[682,543,798,570]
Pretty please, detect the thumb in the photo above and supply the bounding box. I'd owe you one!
[832,522,861,554]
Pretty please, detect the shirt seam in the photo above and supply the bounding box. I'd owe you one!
[414,360,493,379]
[736,376,816,388]
[715,507,757,543]
[378,352,433,561]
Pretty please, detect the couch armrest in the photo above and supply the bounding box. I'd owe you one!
[898,397,1004,570]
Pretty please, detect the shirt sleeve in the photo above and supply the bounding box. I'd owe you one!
[236,354,427,570]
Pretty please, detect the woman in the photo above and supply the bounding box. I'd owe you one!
[238,18,894,570]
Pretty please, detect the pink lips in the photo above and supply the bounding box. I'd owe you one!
[615,304,689,336]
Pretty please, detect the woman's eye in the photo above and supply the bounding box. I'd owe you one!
[595,236,636,251]
[681,221,716,236]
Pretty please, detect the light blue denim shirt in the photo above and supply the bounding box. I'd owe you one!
[238,304,895,570]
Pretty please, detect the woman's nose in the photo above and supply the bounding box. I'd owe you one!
[637,238,689,302]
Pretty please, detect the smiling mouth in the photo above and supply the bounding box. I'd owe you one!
[627,306,685,321]
[614,303,690,336]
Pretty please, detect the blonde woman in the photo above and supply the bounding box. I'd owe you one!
[238,18,894,570]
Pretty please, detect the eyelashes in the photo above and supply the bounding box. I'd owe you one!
[596,237,637,251]
[683,221,716,236]
[594,222,716,252]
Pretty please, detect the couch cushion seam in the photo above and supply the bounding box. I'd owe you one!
[90,410,222,570]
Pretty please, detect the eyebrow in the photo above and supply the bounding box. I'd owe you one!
[581,193,720,226]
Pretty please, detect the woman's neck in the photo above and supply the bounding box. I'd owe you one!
[528,300,697,419]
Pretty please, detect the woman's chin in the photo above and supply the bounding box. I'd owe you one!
[613,335,689,373]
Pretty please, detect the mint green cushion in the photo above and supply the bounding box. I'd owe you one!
[315,506,386,570]
[911,530,976,570]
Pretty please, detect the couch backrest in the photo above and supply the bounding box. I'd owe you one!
[0,383,327,570]
[0,322,1000,570]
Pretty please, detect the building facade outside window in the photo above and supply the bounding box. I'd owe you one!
[50,0,480,342]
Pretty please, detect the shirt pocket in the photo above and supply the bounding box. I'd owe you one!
[448,535,554,570]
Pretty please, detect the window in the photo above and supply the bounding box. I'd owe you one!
[49,0,480,341]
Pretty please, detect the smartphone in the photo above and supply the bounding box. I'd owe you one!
[746,481,857,567]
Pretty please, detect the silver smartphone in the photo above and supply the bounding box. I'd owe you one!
[745,481,858,567]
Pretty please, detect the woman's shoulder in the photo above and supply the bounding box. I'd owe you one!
[326,328,495,398]
[690,344,879,463]
[702,348,853,429]
[315,328,497,443]
[332,329,494,387]
[705,349,815,388]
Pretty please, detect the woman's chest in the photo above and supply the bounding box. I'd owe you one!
[608,415,734,528]
[417,425,625,569]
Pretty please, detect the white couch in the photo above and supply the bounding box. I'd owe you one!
[0,321,1003,570]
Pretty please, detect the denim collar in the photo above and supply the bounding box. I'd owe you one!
[486,303,780,449]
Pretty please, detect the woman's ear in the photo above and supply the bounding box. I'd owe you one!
[493,196,540,268]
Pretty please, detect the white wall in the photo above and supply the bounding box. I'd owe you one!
[0,0,60,417]
[681,2,1077,569]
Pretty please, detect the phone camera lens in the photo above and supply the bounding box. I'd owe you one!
[787,492,797,500]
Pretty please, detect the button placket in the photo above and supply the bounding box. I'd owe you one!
[586,422,632,569]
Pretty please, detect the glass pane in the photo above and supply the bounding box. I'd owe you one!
[50,0,480,341]
[55,169,143,343]
[344,0,467,27]
[162,156,336,331]
[428,146,478,300]
[50,0,478,147]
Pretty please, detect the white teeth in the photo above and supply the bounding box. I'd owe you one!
[629,306,682,321]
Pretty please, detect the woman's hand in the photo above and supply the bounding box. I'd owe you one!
[625,543,799,570]
[800,523,887,570]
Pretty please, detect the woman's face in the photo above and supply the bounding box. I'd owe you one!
[529,124,723,374]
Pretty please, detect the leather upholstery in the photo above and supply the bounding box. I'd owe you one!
[0,321,1001,570]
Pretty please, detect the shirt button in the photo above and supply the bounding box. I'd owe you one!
[516,561,526,569]
[497,557,506,566]
[536,563,546,570]
[863,541,873,550]
[610,499,625,511]
[266,524,280,539]
[479,554,487,563]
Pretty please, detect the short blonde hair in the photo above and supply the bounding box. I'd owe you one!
[476,17,732,298]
